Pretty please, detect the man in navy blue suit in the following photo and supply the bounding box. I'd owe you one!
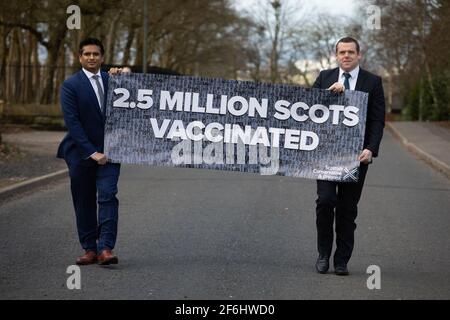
[312,37,385,276]
[57,38,120,265]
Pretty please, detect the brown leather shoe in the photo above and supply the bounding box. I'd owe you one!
[97,249,118,265]
[76,250,97,265]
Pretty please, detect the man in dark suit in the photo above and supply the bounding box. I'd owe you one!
[312,37,385,275]
[57,38,120,266]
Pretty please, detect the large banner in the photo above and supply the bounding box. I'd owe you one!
[104,73,368,182]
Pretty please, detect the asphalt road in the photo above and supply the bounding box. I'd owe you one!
[1,131,449,300]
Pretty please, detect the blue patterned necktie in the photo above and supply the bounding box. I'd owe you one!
[92,75,104,110]
[343,72,351,90]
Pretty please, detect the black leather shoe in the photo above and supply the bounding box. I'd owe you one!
[315,255,330,274]
[334,264,349,276]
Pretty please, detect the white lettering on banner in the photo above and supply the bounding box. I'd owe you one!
[159,91,269,118]
[167,120,187,140]
[274,100,358,125]
[150,118,171,138]
[290,102,309,122]
[186,121,205,141]
[343,106,360,126]
[309,104,330,123]
[160,91,184,111]
[284,129,300,149]
[205,94,220,114]
[205,123,224,143]
[113,88,358,125]
[111,88,358,151]
[150,119,320,151]
[105,74,369,181]
[250,127,271,147]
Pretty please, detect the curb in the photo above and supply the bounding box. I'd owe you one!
[0,169,68,202]
[387,122,450,179]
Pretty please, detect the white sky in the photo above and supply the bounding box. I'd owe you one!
[233,0,359,18]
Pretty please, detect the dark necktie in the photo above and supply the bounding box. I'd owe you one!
[92,75,104,110]
[343,72,351,90]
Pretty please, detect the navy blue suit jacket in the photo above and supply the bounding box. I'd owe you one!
[57,70,109,165]
[312,67,385,157]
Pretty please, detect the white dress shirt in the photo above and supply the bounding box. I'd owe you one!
[338,65,360,91]
[82,68,104,110]
[82,68,104,159]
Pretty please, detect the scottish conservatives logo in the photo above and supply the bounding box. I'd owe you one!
[343,167,358,182]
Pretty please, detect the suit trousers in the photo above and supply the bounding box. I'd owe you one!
[67,161,121,253]
[315,164,368,266]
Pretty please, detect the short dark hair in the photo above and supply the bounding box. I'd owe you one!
[79,38,105,56]
[335,37,360,54]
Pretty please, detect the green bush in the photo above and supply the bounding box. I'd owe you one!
[402,72,450,121]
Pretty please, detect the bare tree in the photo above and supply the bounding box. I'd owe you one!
[361,0,449,119]
[240,0,303,83]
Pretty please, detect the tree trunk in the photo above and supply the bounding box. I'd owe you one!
[387,73,393,114]
[22,29,33,103]
[423,56,439,115]
[135,28,143,67]
[122,25,136,66]
[40,47,58,104]
[270,9,280,83]
[40,26,67,104]
[12,29,21,102]
[31,34,40,103]
[105,13,121,64]
[0,27,12,100]
[419,76,424,121]
[54,44,66,103]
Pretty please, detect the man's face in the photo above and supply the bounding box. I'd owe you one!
[336,42,361,72]
[79,44,104,73]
